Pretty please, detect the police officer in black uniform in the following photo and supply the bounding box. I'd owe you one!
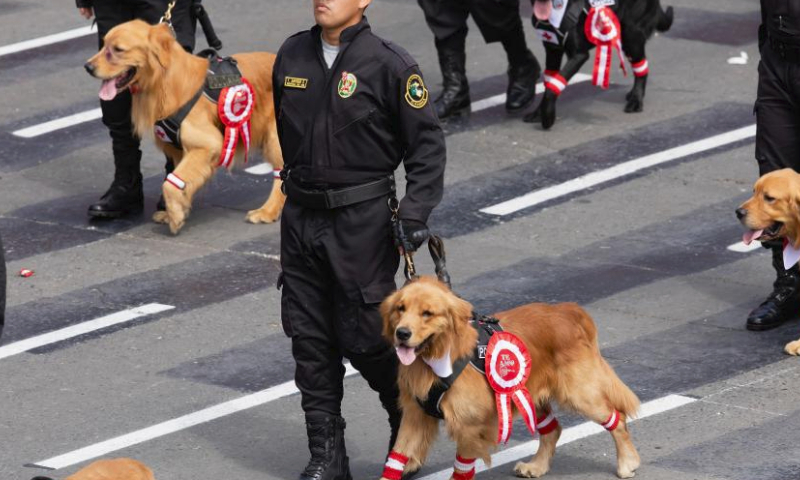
[745,0,800,331]
[273,0,446,478]
[418,0,541,118]
[76,0,196,218]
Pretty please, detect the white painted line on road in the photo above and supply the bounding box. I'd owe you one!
[471,73,592,113]
[727,241,762,253]
[0,25,96,58]
[417,394,697,480]
[30,363,359,470]
[13,108,102,139]
[481,125,757,216]
[0,303,174,361]
[244,163,275,175]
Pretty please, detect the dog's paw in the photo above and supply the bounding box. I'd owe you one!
[245,207,281,224]
[152,211,169,224]
[514,460,549,478]
[784,340,800,356]
[616,453,640,479]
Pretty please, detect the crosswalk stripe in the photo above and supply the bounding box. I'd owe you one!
[0,25,95,58]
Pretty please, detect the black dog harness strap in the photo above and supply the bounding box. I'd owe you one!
[416,314,504,419]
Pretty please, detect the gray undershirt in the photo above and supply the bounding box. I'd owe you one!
[321,38,340,69]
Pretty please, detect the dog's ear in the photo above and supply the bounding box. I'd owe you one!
[148,23,174,70]
[446,293,473,333]
[380,289,402,341]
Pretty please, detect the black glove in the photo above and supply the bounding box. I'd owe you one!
[394,219,430,254]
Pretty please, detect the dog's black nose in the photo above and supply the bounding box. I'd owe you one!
[395,327,412,342]
[84,62,96,76]
[736,207,748,220]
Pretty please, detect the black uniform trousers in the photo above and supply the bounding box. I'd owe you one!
[417,0,523,44]
[93,0,195,172]
[0,233,5,340]
[280,196,400,417]
[756,39,800,175]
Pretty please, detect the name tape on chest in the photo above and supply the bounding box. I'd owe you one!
[284,76,308,89]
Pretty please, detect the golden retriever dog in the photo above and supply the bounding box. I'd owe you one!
[737,168,800,355]
[380,277,641,479]
[85,20,284,234]
[31,458,154,480]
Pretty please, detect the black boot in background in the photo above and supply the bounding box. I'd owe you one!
[747,240,800,331]
[501,27,541,112]
[87,149,144,219]
[299,415,352,480]
[433,34,471,119]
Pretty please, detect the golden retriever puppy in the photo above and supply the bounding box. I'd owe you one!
[85,20,284,234]
[32,458,154,480]
[380,277,641,479]
[737,168,800,355]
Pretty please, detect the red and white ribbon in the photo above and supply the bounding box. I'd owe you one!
[584,6,626,89]
[543,70,567,96]
[165,173,186,190]
[601,410,620,431]
[536,411,560,435]
[383,451,408,480]
[272,168,282,179]
[631,59,649,77]
[453,455,476,480]
[486,332,537,444]
[217,78,256,169]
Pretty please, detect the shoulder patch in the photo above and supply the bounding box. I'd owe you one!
[405,74,428,109]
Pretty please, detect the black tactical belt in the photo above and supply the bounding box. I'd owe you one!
[284,175,395,209]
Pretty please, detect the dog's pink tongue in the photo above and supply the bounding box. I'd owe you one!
[743,229,764,246]
[395,346,417,366]
[99,79,118,101]
[534,0,552,21]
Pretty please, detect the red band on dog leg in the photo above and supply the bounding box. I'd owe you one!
[383,451,408,480]
[601,410,620,431]
[453,469,476,480]
[453,456,476,480]
[631,59,649,77]
[543,71,567,96]
[272,168,282,179]
[165,173,186,190]
[537,412,560,435]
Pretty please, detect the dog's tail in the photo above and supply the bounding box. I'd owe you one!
[601,358,640,419]
[655,3,674,32]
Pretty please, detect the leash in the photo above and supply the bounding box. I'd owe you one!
[160,0,223,51]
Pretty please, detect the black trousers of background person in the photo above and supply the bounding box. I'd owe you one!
[756,39,800,175]
[280,197,400,417]
[0,234,5,340]
[93,0,196,173]
[417,0,523,44]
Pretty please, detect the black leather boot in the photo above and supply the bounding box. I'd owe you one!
[747,241,800,331]
[433,38,471,119]
[88,150,144,219]
[505,50,541,112]
[299,415,352,480]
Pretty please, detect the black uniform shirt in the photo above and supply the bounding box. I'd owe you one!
[272,17,446,223]
[763,0,800,44]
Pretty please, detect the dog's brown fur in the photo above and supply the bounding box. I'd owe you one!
[33,458,154,480]
[85,20,284,234]
[738,168,800,355]
[380,277,641,479]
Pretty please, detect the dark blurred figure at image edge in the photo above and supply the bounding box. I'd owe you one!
[417,0,541,119]
[273,0,446,479]
[0,234,5,341]
[747,0,800,331]
[76,0,196,219]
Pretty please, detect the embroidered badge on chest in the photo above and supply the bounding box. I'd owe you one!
[405,74,428,109]
[338,71,357,98]
[485,331,537,444]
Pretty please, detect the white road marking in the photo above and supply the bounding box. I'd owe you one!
[30,363,359,470]
[727,241,762,253]
[417,394,698,480]
[13,108,102,139]
[244,163,275,175]
[12,74,592,140]
[471,73,592,112]
[0,25,96,58]
[481,125,757,216]
[0,303,174,361]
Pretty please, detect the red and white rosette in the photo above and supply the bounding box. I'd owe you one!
[584,6,626,89]
[485,331,537,444]
[217,78,256,168]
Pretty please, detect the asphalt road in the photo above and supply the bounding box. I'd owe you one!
[3,1,800,480]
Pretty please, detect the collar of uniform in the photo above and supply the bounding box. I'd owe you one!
[311,15,371,45]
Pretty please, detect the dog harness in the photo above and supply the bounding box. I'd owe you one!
[154,50,255,167]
